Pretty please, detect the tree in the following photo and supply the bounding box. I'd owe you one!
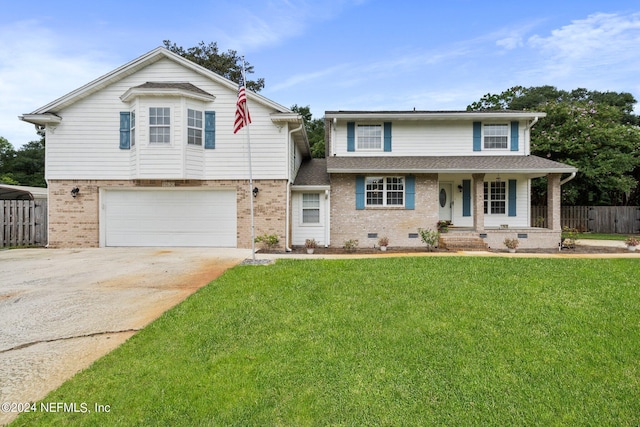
[1,136,18,184]
[163,40,265,92]
[290,105,325,158]
[467,86,640,205]
[0,137,45,187]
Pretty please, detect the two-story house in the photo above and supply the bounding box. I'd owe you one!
[21,47,576,251]
[20,47,310,248]
[291,111,577,250]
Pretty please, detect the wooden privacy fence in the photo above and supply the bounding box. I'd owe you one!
[531,206,640,234]
[0,200,48,247]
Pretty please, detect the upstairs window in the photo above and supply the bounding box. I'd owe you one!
[484,181,506,214]
[484,124,508,149]
[357,124,382,150]
[187,109,203,145]
[149,107,171,143]
[366,177,404,207]
[130,111,136,147]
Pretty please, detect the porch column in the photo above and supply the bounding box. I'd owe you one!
[547,173,561,231]
[472,173,485,232]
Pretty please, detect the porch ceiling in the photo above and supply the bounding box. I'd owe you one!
[326,155,577,175]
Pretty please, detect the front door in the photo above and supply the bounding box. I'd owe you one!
[439,183,452,222]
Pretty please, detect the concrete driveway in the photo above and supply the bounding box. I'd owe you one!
[0,247,249,425]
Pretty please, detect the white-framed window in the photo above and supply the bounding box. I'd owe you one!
[366,177,404,207]
[130,110,136,147]
[484,124,508,149]
[187,109,203,145]
[302,193,320,224]
[484,181,506,214]
[357,124,382,150]
[149,107,171,143]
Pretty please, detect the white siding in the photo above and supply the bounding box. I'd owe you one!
[331,120,529,157]
[46,57,289,180]
[291,191,327,246]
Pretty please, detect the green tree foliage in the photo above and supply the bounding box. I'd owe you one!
[163,40,265,92]
[0,137,46,187]
[1,136,19,184]
[468,86,640,205]
[290,105,326,158]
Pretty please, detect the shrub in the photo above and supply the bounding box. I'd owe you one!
[503,238,519,250]
[418,228,439,251]
[343,239,359,252]
[305,238,317,249]
[378,236,389,247]
[254,233,279,250]
[561,226,578,249]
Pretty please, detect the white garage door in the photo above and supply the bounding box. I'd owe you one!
[104,190,237,247]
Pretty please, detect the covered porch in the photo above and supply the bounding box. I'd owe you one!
[438,173,573,250]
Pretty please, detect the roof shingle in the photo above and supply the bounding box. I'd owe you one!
[326,156,576,174]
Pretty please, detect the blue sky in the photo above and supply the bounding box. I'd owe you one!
[2,0,640,148]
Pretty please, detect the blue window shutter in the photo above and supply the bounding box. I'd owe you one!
[205,111,216,149]
[347,122,355,152]
[462,179,471,217]
[119,112,130,149]
[508,179,517,216]
[510,121,519,151]
[383,122,392,152]
[405,175,415,210]
[473,121,481,151]
[355,175,365,210]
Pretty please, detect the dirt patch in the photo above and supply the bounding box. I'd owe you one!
[133,258,240,327]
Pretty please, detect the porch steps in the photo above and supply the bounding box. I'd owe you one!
[439,233,489,251]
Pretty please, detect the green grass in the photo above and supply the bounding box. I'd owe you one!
[576,232,632,241]
[13,257,640,426]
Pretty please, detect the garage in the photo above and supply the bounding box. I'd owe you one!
[102,189,237,247]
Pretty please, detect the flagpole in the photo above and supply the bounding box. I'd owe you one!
[246,119,255,261]
[241,58,256,261]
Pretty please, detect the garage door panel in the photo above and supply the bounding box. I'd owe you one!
[104,190,237,247]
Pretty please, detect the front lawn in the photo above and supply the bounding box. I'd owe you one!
[576,232,630,241]
[13,257,640,426]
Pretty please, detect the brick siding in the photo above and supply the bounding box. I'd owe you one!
[329,174,439,248]
[47,179,288,248]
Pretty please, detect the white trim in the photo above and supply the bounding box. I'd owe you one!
[120,86,216,103]
[326,111,546,121]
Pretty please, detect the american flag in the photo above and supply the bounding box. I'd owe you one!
[233,74,251,134]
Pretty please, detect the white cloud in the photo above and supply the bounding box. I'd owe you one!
[527,12,640,80]
[0,20,116,147]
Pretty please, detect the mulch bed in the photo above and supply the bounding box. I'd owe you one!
[260,245,633,255]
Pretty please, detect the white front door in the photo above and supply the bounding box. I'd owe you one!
[439,183,452,221]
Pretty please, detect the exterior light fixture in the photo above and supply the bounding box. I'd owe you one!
[71,187,80,198]
[457,184,463,192]
[252,187,259,198]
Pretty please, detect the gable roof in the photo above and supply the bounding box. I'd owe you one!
[326,155,577,175]
[120,82,216,102]
[21,47,292,117]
